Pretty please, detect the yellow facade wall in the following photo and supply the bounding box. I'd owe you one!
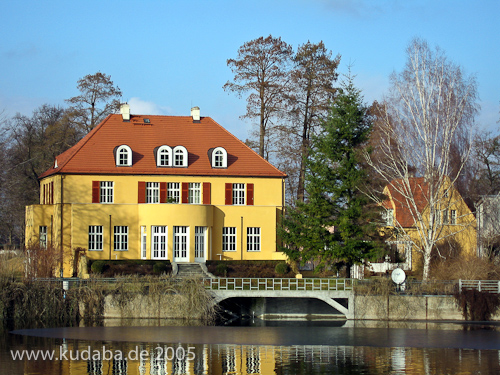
[26,174,286,276]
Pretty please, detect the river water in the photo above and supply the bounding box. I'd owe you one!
[3,319,500,374]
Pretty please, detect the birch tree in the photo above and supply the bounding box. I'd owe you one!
[366,38,478,280]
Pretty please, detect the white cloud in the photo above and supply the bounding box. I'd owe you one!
[127,97,174,115]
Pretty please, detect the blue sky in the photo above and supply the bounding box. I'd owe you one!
[1,0,498,140]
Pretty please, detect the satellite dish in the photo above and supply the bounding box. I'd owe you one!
[391,268,406,285]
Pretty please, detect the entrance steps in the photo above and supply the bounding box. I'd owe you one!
[173,263,214,279]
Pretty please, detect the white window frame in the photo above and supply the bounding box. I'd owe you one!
[141,226,147,259]
[146,182,160,204]
[114,226,128,251]
[168,182,180,203]
[450,209,457,225]
[89,226,103,251]
[232,183,245,205]
[100,181,114,203]
[384,209,394,226]
[223,227,237,252]
[151,226,168,259]
[174,226,189,261]
[247,227,261,252]
[212,147,227,168]
[173,146,188,167]
[39,226,48,249]
[442,210,449,224]
[116,145,132,166]
[188,183,201,204]
[195,226,206,261]
[157,145,172,167]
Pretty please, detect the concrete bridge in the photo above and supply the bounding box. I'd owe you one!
[203,278,355,319]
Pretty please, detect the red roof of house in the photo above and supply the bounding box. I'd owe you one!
[383,177,429,228]
[39,114,286,179]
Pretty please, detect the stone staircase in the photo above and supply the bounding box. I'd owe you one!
[173,263,214,278]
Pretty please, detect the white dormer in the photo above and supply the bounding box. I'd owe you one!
[157,145,172,167]
[173,146,188,167]
[211,147,227,168]
[116,145,132,166]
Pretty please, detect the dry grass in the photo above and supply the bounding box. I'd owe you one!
[431,255,500,280]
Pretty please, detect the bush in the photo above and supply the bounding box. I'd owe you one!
[153,262,168,274]
[215,263,228,276]
[91,261,107,274]
[275,262,290,275]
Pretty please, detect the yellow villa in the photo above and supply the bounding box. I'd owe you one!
[381,177,476,272]
[25,105,287,277]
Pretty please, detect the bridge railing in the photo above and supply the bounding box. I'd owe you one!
[459,280,500,293]
[203,278,353,291]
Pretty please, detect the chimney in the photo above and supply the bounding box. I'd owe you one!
[120,103,130,121]
[191,106,200,122]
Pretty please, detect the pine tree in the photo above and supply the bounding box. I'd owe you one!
[280,76,384,275]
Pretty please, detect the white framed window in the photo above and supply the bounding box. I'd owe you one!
[89,226,103,251]
[146,182,160,203]
[189,183,201,204]
[174,226,189,261]
[39,226,47,249]
[114,226,128,251]
[247,227,261,252]
[157,145,172,167]
[383,209,394,226]
[173,146,188,167]
[442,210,449,224]
[450,209,457,225]
[116,145,132,166]
[100,181,114,203]
[168,182,180,203]
[141,226,147,259]
[151,226,168,259]
[195,226,206,260]
[223,227,237,252]
[212,147,227,168]
[232,183,245,205]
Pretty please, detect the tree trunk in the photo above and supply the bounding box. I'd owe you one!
[422,248,432,281]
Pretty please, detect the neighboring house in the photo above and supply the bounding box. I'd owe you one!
[379,177,476,272]
[25,105,287,277]
[476,195,500,258]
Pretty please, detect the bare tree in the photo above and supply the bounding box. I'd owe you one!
[66,72,122,133]
[224,36,293,159]
[365,38,479,280]
[285,41,340,202]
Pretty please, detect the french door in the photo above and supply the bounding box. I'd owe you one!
[195,226,206,262]
[174,226,189,262]
[151,226,168,260]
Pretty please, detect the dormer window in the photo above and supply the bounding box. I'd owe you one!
[212,147,227,168]
[157,146,172,167]
[116,145,132,166]
[173,146,188,167]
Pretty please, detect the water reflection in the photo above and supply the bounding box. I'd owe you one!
[5,320,500,375]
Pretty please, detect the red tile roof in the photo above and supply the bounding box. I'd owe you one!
[39,114,286,179]
[383,177,429,228]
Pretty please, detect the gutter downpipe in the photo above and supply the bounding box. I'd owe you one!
[60,175,64,277]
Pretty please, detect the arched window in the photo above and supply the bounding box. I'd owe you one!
[157,146,172,167]
[212,147,227,168]
[173,146,188,167]
[116,145,132,166]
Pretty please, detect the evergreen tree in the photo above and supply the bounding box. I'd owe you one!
[280,76,384,275]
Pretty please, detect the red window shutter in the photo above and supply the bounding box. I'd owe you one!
[92,181,100,203]
[50,181,54,204]
[138,181,146,203]
[181,182,189,204]
[203,182,211,205]
[225,183,232,205]
[247,183,254,205]
[160,182,167,203]
[43,184,46,204]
